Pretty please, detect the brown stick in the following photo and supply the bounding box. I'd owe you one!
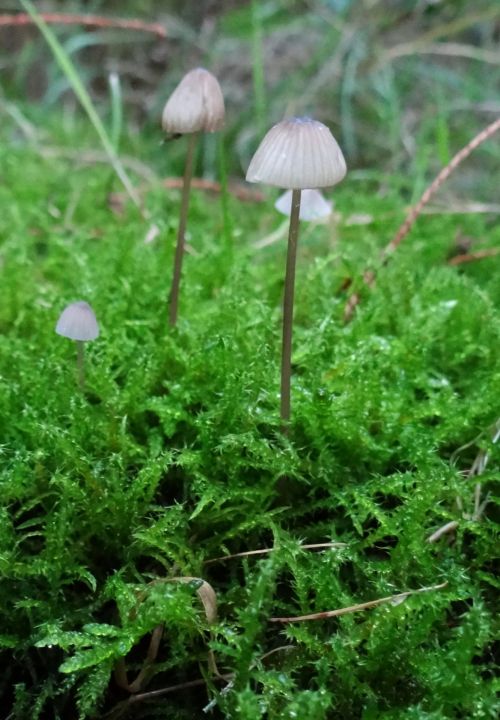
[128,673,234,703]
[281,189,302,430]
[344,117,500,321]
[270,581,447,623]
[110,178,266,210]
[386,118,500,256]
[448,247,500,266]
[0,12,166,37]
[161,177,266,202]
[168,133,198,327]
[204,542,347,565]
[426,520,459,543]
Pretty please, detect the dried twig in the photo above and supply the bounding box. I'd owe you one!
[448,248,500,266]
[101,674,234,719]
[427,521,460,544]
[421,201,500,215]
[373,7,500,72]
[204,542,346,565]
[0,12,166,37]
[344,117,500,321]
[270,582,447,623]
[161,177,266,202]
[386,118,500,256]
[382,42,500,66]
[110,177,266,205]
[114,576,218,695]
[114,624,164,694]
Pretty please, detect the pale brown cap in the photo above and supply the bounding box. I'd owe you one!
[246,117,346,189]
[55,301,99,341]
[161,68,225,134]
[275,189,333,221]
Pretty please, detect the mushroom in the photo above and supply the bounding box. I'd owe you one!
[246,117,346,429]
[161,68,225,326]
[275,188,333,222]
[55,301,99,389]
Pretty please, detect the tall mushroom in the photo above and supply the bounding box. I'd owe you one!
[246,117,346,430]
[55,301,99,389]
[161,68,225,327]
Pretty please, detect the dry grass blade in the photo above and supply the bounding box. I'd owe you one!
[109,178,266,208]
[204,542,347,565]
[161,177,265,202]
[383,42,500,66]
[374,7,500,72]
[170,576,218,624]
[19,0,144,214]
[270,582,447,622]
[423,201,500,215]
[114,624,164,694]
[0,12,166,37]
[448,248,500,266]
[114,576,218,695]
[427,521,460,544]
[101,674,234,719]
[385,117,500,256]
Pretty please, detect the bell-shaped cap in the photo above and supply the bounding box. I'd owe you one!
[161,67,225,134]
[275,189,333,221]
[246,117,346,190]
[56,301,99,341]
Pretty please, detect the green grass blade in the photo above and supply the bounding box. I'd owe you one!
[19,0,141,211]
[251,0,267,139]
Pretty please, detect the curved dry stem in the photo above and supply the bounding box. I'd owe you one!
[344,116,500,321]
[0,12,166,36]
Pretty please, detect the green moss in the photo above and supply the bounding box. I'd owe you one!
[0,129,499,719]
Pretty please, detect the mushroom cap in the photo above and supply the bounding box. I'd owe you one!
[55,301,99,342]
[275,189,333,221]
[246,117,346,189]
[161,67,225,134]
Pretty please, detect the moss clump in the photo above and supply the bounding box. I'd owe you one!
[0,133,499,719]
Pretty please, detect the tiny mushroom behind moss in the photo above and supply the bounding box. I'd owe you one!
[56,301,99,389]
[162,68,225,327]
[275,188,333,222]
[246,117,346,430]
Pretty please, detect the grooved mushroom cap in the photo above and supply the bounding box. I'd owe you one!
[246,117,346,189]
[161,68,225,134]
[275,189,333,221]
[56,302,99,341]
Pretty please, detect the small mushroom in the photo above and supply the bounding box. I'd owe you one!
[246,117,346,429]
[55,301,99,389]
[275,189,333,222]
[162,68,225,327]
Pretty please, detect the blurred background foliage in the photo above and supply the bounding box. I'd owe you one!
[1,0,499,201]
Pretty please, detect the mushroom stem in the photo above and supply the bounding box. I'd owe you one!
[76,340,85,390]
[280,188,302,431]
[168,131,199,327]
